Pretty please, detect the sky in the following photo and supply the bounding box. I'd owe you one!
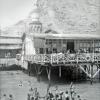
[0,0,34,28]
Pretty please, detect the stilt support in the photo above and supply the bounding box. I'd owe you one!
[90,64,93,85]
[59,66,61,78]
[46,64,51,86]
[34,64,43,82]
[28,62,31,76]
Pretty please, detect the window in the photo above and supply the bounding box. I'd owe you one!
[79,40,92,53]
[46,39,52,44]
[94,40,100,53]
[52,39,56,44]
[39,48,44,54]
[63,39,66,44]
[53,48,57,53]
[78,40,100,53]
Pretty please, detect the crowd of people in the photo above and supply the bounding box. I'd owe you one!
[0,94,14,100]
[0,83,87,100]
[27,83,87,100]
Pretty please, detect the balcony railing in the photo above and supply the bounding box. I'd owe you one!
[0,58,17,66]
[23,53,100,64]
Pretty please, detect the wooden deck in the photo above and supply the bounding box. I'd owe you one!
[20,53,100,83]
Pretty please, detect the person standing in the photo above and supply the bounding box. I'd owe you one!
[77,95,81,100]
[54,86,59,100]
[72,92,77,100]
[8,94,14,100]
[58,91,63,100]
[34,88,39,100]
[70,82,75,99]
[48,90,54,100]
[63,91,70,100]
[27,88,34,100]
[27,94,30,100]
[1,94,7,100]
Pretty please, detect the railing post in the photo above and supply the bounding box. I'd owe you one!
[46,64,51,86]
[57,54,59,64]
[51,54,52,64]
[43,54,45,63]
[63,54,65,64]
[59,66,61,78]
[76,53,78,64]
[92,40,95,63]
[99,66,100,81]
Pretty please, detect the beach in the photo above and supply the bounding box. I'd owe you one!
[0,71,100,100]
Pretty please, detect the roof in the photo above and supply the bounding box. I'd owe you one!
[0,35,21,38]
[0,36,22,44]
[32,33,100,40]
[0,45,22,49]
[29,21,42,25]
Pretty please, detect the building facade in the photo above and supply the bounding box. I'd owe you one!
[0,35,22,67]
[22,0,100,59]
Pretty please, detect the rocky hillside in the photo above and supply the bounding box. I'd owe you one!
[2,0,100,36]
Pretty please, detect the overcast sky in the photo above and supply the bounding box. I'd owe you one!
[0,0,34,28]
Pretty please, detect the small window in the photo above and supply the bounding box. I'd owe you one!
[48,39,52,44]
[39,48,44,54]
[63,39,66,44]
[53,48,57,53]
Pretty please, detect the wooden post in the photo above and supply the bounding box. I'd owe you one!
[99,65,100,81]
[92,40,94,62]
[88,64,91,74]
[97,64,99,71]
[28,62,31,76]
[99,69,100,81]
[44,37,46,54]
[48,67,51,85]
[46,64,51,86]
[34,64,38,81]
[90,64,93,85]
[35,64,42,82]
[90,40,94,84]
[37,65,40,82]
[61,39,63,52]
[59,66,61,78]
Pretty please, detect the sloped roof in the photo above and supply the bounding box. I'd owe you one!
[32,33,100,40]
[0,45,22,49]
[0,35,22,44]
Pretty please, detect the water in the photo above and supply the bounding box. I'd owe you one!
[0,71,100,100]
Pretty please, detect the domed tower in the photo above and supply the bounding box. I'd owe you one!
[29,0,42,33]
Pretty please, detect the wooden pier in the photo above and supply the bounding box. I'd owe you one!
[20,53,100,83]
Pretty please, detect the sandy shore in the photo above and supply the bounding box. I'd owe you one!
[0,71,100,100]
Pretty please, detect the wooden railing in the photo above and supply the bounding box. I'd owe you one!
[0,58,17,66]
[23,53,100,64]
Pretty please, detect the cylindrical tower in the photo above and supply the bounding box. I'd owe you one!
[29,0,42,33]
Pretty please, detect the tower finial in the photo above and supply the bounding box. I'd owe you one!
[33,0,39,7]
[29,0,40,21]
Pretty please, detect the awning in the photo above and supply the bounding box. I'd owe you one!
[0,45,22,49]
[32,33,100,40]
[0,38,22,44]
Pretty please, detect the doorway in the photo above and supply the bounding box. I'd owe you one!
[67,41,74,53]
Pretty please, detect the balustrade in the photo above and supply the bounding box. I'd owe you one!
[23,53,100,64]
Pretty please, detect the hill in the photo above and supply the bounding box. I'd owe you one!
[2,0,100,36]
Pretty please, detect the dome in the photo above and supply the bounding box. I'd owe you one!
[29,0,40,22]
[29,9,40,21]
